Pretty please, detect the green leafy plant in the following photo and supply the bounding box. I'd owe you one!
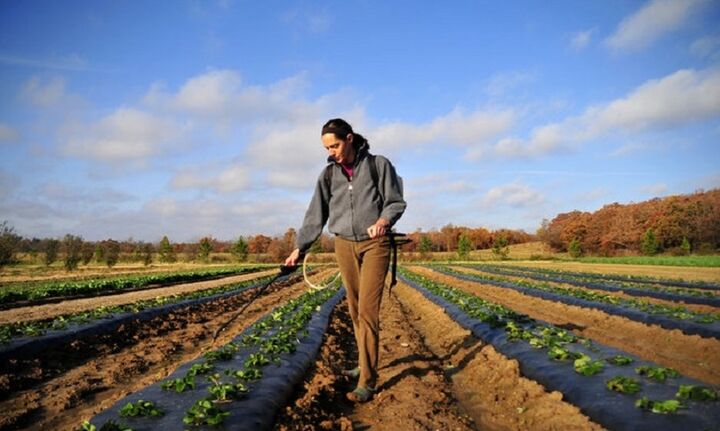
[606,355,633,366]
[183,399,230,426]
[79,420,134,431]
[161,376,195,393]
[573,354,604,376]
[675,384,718,401]
[606,376,641,394]
[119,399,164,417]
[635,366,679,382]
[186,362,215,377]
[635,397,683,414]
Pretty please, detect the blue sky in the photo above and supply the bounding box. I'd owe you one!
[1,0,719,242]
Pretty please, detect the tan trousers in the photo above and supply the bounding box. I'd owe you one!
[334,236,390,389]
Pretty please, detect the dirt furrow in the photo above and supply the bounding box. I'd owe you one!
[0,269,336,431]
[276,288,475,430]
[410,266,720,385]
[392,281,603,430]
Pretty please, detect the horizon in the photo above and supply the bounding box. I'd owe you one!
[1,0,719,242]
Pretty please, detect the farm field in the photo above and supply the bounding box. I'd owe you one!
[0,261,718,430]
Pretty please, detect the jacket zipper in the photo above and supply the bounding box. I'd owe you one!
[348,174,358,240]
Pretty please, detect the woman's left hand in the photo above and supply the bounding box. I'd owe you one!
[367,218,389,239]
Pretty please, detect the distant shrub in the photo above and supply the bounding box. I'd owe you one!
[63,235,83,271]
[568,238,582,258]
[641,228,659,256]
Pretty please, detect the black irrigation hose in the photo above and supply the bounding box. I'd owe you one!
[400,273,720,431]
[432,267,720,340]
[0,275,289,363]
[90,287,345,431]
[459,264,720,307]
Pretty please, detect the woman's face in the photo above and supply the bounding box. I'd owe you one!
[322,133,355,164]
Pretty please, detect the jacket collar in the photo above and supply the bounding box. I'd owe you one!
[326,140,369,167]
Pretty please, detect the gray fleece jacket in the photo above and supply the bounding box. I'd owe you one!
[295,142,407,253]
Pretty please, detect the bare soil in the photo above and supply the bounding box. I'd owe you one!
[0,269,335,431]
[410,266,720,386]
[276,280,603,430]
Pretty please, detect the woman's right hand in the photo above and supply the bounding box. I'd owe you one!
[284,248,301,267]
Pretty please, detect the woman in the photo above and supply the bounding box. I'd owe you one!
[284,118,406,402]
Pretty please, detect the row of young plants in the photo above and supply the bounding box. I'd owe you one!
[83,276,343,431]
[0,265,270,306]
[399,268,719,430]
[459,263,720,307]
[0,272,277,345]
[434,265,720,335]
[473,263,720,292]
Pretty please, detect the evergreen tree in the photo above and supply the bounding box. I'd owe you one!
[492,235,509,259]
[158,236,176,263]
[568,238,582,258]
[419,235,433,260]
[641,228,659,256]
[231,236,249,262]
[198,237,213,263]
[457,234,471,260]
[680,237,691,256]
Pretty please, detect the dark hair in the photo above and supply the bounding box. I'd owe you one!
[321,118,369,150]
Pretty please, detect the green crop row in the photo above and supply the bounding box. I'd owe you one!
[81,274,341,430]
[400,268,718,415]
[466,263,719,299]
[0,273,277,344]
[0,266,269,305]
[437,265,720,324]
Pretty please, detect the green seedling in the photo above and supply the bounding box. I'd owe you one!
[676,384,718,401]
[573,354,604,376]
[183,399,230,426]
[635,397,684,414]
[635,366,679,382]
[606,376,641,394]
[161,376,195,393]
[119,399,163,417]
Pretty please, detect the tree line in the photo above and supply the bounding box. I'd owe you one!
[0,221,537,271]
[537,188,720,256]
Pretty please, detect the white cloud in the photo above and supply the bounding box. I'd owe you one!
[144,69,311,125]
[588,68,720,132]
[483,182,545,208]
[605,0,709,52]
[0,53,88,71]
[21,76,67,107]
[570,29,594,51]
[690,34,720,59]
[485,71,535,97]
[639,183,669,195]
[610,142,647,157]
[0,123,19,142]
[372,108,515,155]
[492,68,720,157]
[171,163,251,193]
[63,108,185,162]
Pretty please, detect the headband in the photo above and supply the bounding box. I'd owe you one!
[321,125,352,136]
